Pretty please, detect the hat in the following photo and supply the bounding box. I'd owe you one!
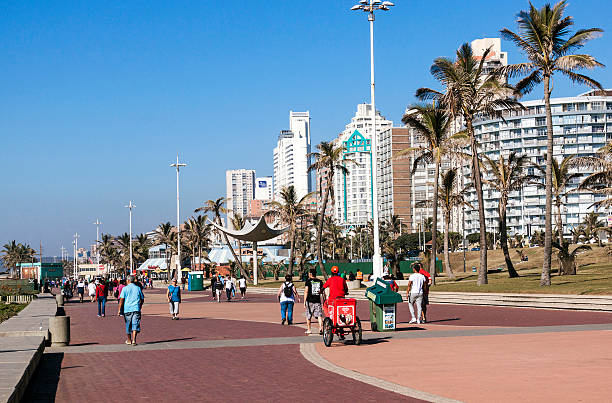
[331,266,339,274]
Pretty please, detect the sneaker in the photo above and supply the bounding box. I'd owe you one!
[416,320,421,324]
[125,340,131,345]
[409,319,417,324]
[97,315,101,317]
[287,321,293,325]
[305,329,312,334]
[281,319,286,325]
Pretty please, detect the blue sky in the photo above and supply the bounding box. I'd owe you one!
[1,0,611,256]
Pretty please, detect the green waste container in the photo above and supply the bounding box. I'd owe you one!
[188,271,204,291]
[365,278,403,332]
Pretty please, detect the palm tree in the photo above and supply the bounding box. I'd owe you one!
[501,0,604,286]
[483,152,534,277]
[155,222,175,279]
[581,212,610,246]
[570,225,585,244]
[1,241,37,278]
[553,240,591,275]
[400,104,466,284]
[229,212,246,270]
[577,142,612,209]
[308,141,357,279]
[267,186,312,275]
[416,43,522,285]
[533,155,581,247]
[437,168,470,279]
[133,233,152,268]
[195,197,250,281]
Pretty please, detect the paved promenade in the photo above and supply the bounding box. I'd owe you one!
[23,287,612,402]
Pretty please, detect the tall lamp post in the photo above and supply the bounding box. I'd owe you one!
[125,201,136,274]
[170,154,187,279]
[93,219,102,265]
[351,0,394,279]
[73,233,79,278]
[60,246,66,262]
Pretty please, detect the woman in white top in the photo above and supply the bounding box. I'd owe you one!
[238,277,247,299]
[224,275,235,301]
[88,281,97,302]
[277,274,300,325]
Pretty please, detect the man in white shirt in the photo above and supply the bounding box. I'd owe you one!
[88,281,97,302]
[238,277,247,299]
[406,265,426,324]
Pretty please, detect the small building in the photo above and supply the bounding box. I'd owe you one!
[18,262,64,280]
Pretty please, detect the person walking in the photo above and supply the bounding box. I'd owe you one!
[238,276,247,299]
[224,275,235,301]
[215,274,224,303]
[167,279,181,320]
[414,262,432,323]
[303,269,324,335]
[406,264,427,324]
[118,275,145,346]
[277,274,300,325]
[210,273,217,301]
[95,279,108,317]
[77,279,85,303]
[88,280,97,302]
[181,276,187,290]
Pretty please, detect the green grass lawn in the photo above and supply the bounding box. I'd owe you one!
[0,303,26,323]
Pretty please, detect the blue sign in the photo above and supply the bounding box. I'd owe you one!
[258,181,268,188]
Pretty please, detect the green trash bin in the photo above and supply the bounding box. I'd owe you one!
[188,271,204,291]
[365,278,403,332]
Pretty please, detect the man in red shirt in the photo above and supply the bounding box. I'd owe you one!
[413,262,431,323]
[322,266,349,338]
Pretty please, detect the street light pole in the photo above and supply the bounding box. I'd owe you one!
[93,219,102,265]
[125,201,136,274]
[351,0,394,279]
[170,154,187,279]
[60,246,66,262]
[73,233,79,278]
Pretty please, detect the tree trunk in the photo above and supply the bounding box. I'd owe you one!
[430,160,440,285]
[556,200,564,275]
[541,75,553,286]
[467,119,488,285]
[287,224,296,276]
[500,197,518,277]
[216,215,250,283]
[316,185,331,280]
[443,210,455,279]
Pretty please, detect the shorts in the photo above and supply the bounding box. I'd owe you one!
[124,311,142,334]
[78,288,84,295]
[305,302,323,319]
[423,292,429,306]
[240,287,246,294]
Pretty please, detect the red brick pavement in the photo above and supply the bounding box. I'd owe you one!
[24,345,418,403]
[64,298,305,346]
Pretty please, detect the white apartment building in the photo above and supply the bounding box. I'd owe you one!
[333,103,393,227]
[463,90,610,238]
[273,111,311,200]
[255,176,274,200]
[471,37,508,76]
[226,169,255,219]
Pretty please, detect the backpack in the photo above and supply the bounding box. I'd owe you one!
[283,282,294,298]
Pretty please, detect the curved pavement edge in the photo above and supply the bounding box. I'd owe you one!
[299,343,463,403]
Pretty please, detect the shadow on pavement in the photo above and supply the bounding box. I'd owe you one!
[358,337,391,345]
[22,352,63,402]
[68,342,99,347]
[144,337,194,345]
[426,318,460,324]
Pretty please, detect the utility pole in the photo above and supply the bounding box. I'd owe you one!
[93,219,102,265]
[125,201,136,274]
[73,233,80,278]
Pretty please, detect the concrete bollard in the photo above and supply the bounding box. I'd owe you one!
[347,280,362,290]
[49,316,70,347]
[56,293,64,307]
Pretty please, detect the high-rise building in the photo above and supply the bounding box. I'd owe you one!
[464,90,610,237]
[255,176,274,200]
[471,37,508,77]
[226,169,255,219]
[273,111,311,200]
[332,104,393,227]
[378,127,413,229]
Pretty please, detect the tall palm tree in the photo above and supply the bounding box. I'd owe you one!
[578,142,612,209]
[133,233,152,268]
[416,43,523,285]
[400,104,466,284]
[581,212,610,246]
[1,241,37,278]
[483,152,534,277]
[195,197,250,281]
[229,212,246,270]
[437,168,470,279]
[267,186,312,275]
[533,155,582,247]
[308,141,357,279]
[501,0,604,286]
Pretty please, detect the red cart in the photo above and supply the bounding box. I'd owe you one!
[322,298,362,347]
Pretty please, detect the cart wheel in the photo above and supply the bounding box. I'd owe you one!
[352,317,362,345]
[322,317,333,347]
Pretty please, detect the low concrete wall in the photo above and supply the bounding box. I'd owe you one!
[0,294,58,403]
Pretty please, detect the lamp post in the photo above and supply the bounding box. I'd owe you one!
[73,233,79,278]
[60,246,66,262]
[170,154,187,279]
[125,201,136,274]
[93,219,102,265]
[351,0,394,279]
